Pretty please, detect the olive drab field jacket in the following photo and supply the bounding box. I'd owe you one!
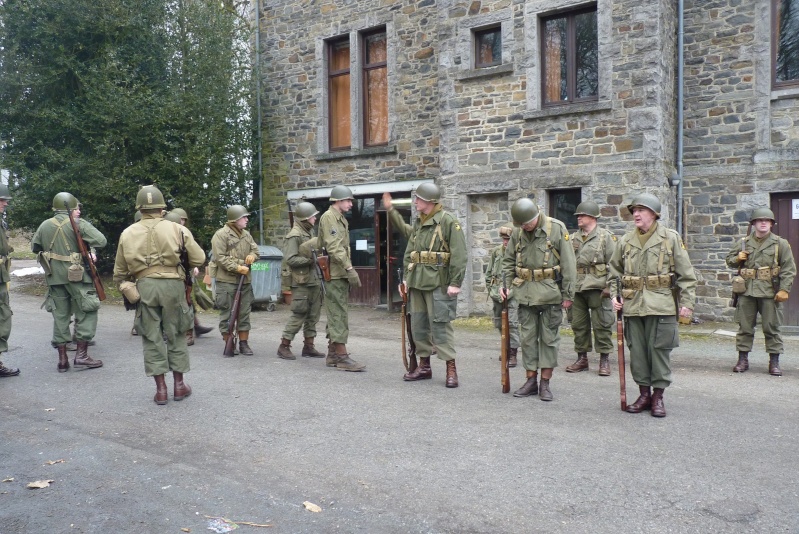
[725,231,796,298]
[486,244,506,301]
[32,213,107,286]
[501,215,576,306]
[403,208,467,292]
[0,219,12,284]
[608,222,697,317]
[282,220,319,287]
[211,224,259,284]
[570,226,617,292]
[318,206,352,280]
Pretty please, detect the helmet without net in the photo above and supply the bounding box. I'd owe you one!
[414,183,441,203]
[626,193,661,219]
[53,192,78,211]
[511,198,540,226]
[164,211,183,224]
[295,202,319,221]
[574,201,600,218]
[171,208,188,220]
[226,204,249,222]
[135,185,167,210]
[329,185,354,202]
[750,207,775,223]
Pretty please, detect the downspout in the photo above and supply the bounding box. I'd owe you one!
[676,0,685,236]
[254,0,265,245]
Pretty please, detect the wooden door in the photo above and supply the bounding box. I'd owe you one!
[770,193,799,325]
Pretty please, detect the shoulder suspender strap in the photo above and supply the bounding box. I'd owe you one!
[428,222,450,253]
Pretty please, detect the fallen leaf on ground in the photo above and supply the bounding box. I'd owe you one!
[27,480,54,489]
[181,529,191,533]
[303,501,322,513]
[2,478,13,482]
[44,459,65,466]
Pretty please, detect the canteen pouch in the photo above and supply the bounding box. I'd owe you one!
[67,263,85,282]
[732,275,746,294]
[119,281,141,304]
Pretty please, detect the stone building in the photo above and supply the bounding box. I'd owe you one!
[257,0,799,323]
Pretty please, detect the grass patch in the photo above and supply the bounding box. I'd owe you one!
[453,315,494,331]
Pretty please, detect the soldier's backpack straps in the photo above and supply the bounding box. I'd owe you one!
[657,231,676,273]
[428,218,450,253]
[49,217,74,255]
[541,216,561,265]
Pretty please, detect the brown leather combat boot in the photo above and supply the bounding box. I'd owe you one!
[733,351,749,373]
[445,360,458,388]
[539,378,553,401]
[651,388,666,417]
[238,331,254,355]
[73,341,103,369]
[153,374,168,405]
[404,357,431,381]
[331,343,365,372]
[57,345,70,373]
[626,385,652,413]
[566,352,589,372]
[173,372,192,401]
[513,371,538,397]
[194,316,212,336]
[769,354,782,376]
[301,337,325,358]
[277,338,295,360]
[508,347,518,368]
[598,354,610,376]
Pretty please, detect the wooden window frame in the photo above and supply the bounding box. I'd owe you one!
[328,36,351,151]
[474,26,502,69]
[362,28,389,148]
[772,0,799,90]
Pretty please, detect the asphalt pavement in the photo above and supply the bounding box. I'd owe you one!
[1,269,798,533]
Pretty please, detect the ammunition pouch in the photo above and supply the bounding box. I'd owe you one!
[740,266,780,281]
[576,264,607,276]
[621,274,673,291]
[409,251,451,265]
[516,265,560,282]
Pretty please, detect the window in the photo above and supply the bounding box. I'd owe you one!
[548,189,582,231]
[541,7,598,106]
[363,31,388,146]
[773,0,799,88]
[328,38,351,150]
[474,26,502,68]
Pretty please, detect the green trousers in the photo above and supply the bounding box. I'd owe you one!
[0,284,11,354]
[571,289,614,354]
[735,295,783,354]
[492,297,520,349]
[136,278,193,376]
[282,284,322,340]
[410,287,457,362]
[518,304,562,370]
[624,315,678,389]
[324,278,349,344]
[46,283,99,344]
[216,281,254,334]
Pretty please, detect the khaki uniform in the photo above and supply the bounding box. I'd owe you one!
[113,214,205,375]
[0,220,13,356]
[487,244,520,349]
[281,220,322,340]
[403,205,467,362]
[318,206,353,344]
[726,232,796,354]
[501,215,576,370]
[210,223,259,335]
[608,222,696,389]
[32,213,107,345]
[570,226,616,354]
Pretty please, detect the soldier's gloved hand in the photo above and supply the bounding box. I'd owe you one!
[298,237,319,259]
[737,250,749,262]
[775,290,789,303]
[245,254,257,265]
[347,269,361,288]
[236,265,250,275]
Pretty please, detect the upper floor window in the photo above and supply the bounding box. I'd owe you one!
[774,0,799,88]
[475,26,502,68]
[363,31,388,146]
[328,38,351,151]
[541,6,598,106]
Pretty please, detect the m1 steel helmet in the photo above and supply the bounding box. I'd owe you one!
[295,202,319,221]
[329,185,354,202]
[626,193,661,219]
[164,211,182,224]
[750,207,776,223]
[574,201,600,218]
[414,183,441,203]
[53,192,78,211]
[0,184,12,200]
[511,198,540,226]
[135,185,167,210]
[226,204,249,222]
[171,208,188,220]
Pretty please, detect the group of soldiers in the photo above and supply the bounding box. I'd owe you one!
[0,183,793,417]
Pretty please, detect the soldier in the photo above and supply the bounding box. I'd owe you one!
[401,183,467,387]
[609,193,696,418]
[487,226,520,367]
[210,205,259,355]
[500,198,576,401]
[32,192,106,373]
[114,185,205,404]
[564,201,617,376]
[0,185,19,377]
[726,208,796,376]
[277,201,325,360]
[167,208,213,345]
[317,185,365,371]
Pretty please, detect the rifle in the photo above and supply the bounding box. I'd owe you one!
[223,269,248,357]
[65,202,106,301]
[287,198,294,227]
[500,281,510,394]
[310,248,327,297]
[179,229,192,306]
[731,222,753,308]
[397,268,417,373]
[317,247,331,282]
[616,277,627,411]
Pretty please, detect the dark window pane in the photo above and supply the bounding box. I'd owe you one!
[549,189,581,232]
[347,198,376,267]
[777,0,799,83]
[575,11,598,99]
[543,17,567,103]
[476,28,502,67]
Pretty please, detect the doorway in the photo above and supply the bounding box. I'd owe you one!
[770,193,799,326]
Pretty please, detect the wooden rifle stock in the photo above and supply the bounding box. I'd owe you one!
[66,203,105,301]
[310,248,327,296]
[317,248,331,282]
[500,281,510,394]
[397,268,417,373]
[616,277,627,411]
[731,222,753,308]
[223,271,247,357]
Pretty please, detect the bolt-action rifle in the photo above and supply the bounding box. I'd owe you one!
[616,277,627,411]
[731,222,753,308]
[66,202,105,301]
[311,248,327,297]
[500,280,511,394]
[397,268,417,373]
[223,267,249,357]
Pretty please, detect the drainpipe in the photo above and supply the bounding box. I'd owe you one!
[254,0,264,245]
[675,0,685,235]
